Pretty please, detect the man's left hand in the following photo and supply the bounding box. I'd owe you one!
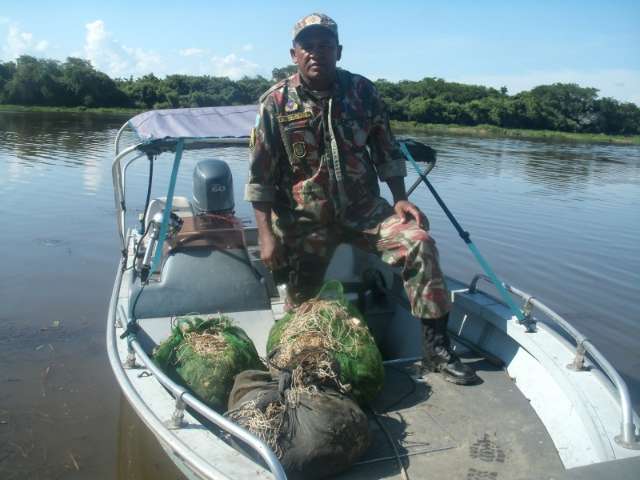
[394,200,425,228]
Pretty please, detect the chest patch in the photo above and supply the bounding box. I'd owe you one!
[292,142,307,158]
[285,99,299,112]
[278,111,312,124]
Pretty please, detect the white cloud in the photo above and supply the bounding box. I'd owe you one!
[84,20,128,75]
[81,20,262,79]
[452,69,640,106]
[83,20,162,77]
[179,47,205,57]
[210,53,259,79]
[1,18,263,79]
[2,23,49,59]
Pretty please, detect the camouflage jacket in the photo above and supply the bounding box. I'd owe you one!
[244,69,406,231]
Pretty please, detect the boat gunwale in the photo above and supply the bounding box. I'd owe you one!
[107,243,286,480]
[467,273,639,449]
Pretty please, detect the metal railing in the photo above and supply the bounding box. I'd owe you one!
[468,273,639,449]
[107,259,287,479]
[126,339,287,478]
[110,120,288,476]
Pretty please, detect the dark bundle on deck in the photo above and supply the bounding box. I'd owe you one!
[226,369,370,480]
[153,314,265,411]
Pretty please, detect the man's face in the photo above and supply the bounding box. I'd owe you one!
[290,27,342,89]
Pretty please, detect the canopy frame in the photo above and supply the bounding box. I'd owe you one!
[112,106,255,252]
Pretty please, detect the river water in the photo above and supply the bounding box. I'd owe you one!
[0,111,638,479]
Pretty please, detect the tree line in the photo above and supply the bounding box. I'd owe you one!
[1,55,638,135]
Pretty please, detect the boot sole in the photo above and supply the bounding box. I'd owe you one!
[421,363,480,385]
[441,371,481,385]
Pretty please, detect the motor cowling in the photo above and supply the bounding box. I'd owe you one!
[192,159,234,213]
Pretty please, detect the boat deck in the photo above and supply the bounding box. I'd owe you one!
[338,358,565,480]
[122,290,640,480]
[272,298,565,480]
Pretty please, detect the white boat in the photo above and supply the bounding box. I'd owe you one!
[107,106,640,479]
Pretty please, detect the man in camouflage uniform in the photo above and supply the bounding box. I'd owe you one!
[245,13,478,385]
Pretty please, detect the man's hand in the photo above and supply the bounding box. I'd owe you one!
[386,177,425,228]
[252,201,284,270]
[394,200,425,228]
[259,229,283,270]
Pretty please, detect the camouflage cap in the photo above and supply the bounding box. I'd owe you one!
[292,13,339,42]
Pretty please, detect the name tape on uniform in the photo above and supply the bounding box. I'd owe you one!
[277,111,312,124]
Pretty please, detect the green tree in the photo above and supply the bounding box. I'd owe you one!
[3,56,65,105]
[0,55,637,135]
[118,73,164,108]
[524,83,599,132]
[0,61,16,102]
[594,97,640,135]
[60,57,128,107]
[237,75,271,102]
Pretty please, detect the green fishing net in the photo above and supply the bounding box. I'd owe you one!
[266,281,384,405]
[154,314,265,411]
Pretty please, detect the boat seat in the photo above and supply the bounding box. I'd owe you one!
[166,213,246,254]
[130,201,270,319]
[130,245,270,319]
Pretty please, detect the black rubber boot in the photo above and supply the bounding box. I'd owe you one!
[422,315,479,385]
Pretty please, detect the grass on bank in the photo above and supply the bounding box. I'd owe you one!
[0,104,141,115]
[1,104,638,145]
[392,120,640,145]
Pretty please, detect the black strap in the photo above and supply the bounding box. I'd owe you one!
[119,322,140,339]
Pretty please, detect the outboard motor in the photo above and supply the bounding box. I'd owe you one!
[192,159,234,213]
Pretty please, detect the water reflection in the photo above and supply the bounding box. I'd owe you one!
[418,134,640,200]
[82,159,103,195]
[523,160,593,194]
[0,111,125,169]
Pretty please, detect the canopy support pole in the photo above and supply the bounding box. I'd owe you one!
[151,140,184,274]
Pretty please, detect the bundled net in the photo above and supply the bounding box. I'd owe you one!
[266,280,384,405]
[154,314,265,411]
[226,369,370,479]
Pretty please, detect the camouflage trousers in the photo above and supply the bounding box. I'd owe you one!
[272,214,450,319]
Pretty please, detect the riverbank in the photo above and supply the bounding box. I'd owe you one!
[0,104,141,115]
[392,120,640,145]
[2,105,638,145]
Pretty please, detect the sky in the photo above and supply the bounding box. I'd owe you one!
[1,0,639,104]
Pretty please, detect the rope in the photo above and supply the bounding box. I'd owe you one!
[369,405,410,480]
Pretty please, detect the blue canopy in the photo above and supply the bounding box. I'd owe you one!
[127,105,258,152]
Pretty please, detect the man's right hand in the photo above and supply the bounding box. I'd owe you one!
[251,201,283,270]
[259,230,283,270]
